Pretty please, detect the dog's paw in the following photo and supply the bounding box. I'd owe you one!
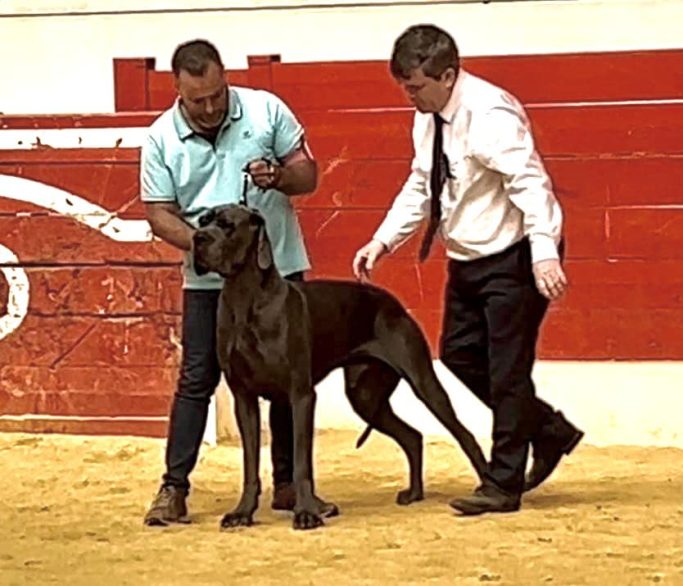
[396,487,424,506]
[220,511,254,530]
[293,510,324,531]
[315,497,340,519]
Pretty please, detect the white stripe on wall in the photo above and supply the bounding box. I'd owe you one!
[0,127,149,150]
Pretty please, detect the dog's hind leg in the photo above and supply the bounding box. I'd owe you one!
[344,361,424,505]
[414,372,487,481]
[377,320,488,483]
[403,360,488,481]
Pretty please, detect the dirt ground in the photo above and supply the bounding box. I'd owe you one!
[1,429,682,586]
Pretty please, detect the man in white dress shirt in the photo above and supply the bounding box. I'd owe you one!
[353,24,583,515]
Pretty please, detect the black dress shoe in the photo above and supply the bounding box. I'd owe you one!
[524,428,584,492]
[449,484,520,516]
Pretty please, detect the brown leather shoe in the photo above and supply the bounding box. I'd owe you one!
[272,483,340,518]
[144,486,190,526]
[272,482,297,511]
[449,483,520,516]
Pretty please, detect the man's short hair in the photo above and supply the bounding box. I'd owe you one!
[171,39,224,77]
[390,24,459,80]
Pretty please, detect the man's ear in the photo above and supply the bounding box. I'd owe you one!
[442,66,457,90]
[257,224,273,270]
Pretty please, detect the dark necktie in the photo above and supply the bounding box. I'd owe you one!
[418,113,448,262]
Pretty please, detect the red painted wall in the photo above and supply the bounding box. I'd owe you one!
[1,50,682,435]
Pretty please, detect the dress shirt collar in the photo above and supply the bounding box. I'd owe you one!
[439,68,469,124]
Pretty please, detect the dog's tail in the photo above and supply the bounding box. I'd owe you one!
[355,425,373,449]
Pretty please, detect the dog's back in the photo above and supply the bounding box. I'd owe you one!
[295,279,422,383]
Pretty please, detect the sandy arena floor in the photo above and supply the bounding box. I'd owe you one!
[1,429,682,586]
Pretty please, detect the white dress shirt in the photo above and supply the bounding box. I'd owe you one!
[373,69,562,263]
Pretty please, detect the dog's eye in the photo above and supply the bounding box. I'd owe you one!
[198,210,216,227]
[248,211,264,225]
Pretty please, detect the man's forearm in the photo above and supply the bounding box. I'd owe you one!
[147,209,195,251]
[276,160,317,196]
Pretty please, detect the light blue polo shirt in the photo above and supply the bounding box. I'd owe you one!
[140,86,310,289]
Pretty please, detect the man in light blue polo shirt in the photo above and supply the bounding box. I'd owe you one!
[140,39,331,526]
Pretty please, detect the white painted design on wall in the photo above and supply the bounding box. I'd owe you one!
[0,170,226,445]
[0,173,153,341]
[0,244,30,342]
[0,172,228,443]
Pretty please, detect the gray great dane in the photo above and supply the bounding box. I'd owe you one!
[193,204,487,531]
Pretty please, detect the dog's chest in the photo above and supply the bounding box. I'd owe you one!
[217,319,290,397]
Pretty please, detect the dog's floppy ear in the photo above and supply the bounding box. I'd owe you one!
[257,224,273,270]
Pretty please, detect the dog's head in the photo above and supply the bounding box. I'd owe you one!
[193,205,273,277]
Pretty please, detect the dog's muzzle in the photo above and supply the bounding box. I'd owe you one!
[192,231,214,275]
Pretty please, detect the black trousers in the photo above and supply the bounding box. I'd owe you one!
[439,238,562,494]
[162,273,303,492]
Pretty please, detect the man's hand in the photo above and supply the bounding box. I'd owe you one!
[532,258,568,300]
[144,202,195,252]
[246,159,281,190]
[353,239,388,282]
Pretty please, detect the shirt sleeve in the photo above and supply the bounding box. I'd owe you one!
[372,158,430,251]
[269,95,305,159]
[372,113,430,251]
[140,134,176,203]
[469,105,562,263]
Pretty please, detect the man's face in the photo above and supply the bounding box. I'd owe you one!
[175,61,228,132]
[396,66,456,113]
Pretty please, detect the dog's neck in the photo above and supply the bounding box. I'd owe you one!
[219,258,287,317]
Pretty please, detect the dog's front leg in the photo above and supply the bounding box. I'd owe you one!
[291,391,324,530]
[220,391,261,529]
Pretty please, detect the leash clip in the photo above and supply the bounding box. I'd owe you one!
[240,158,280,207]
[239,171,250,207]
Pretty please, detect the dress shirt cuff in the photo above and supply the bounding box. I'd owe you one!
[529,234,560,264]
[372,225,401,253]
